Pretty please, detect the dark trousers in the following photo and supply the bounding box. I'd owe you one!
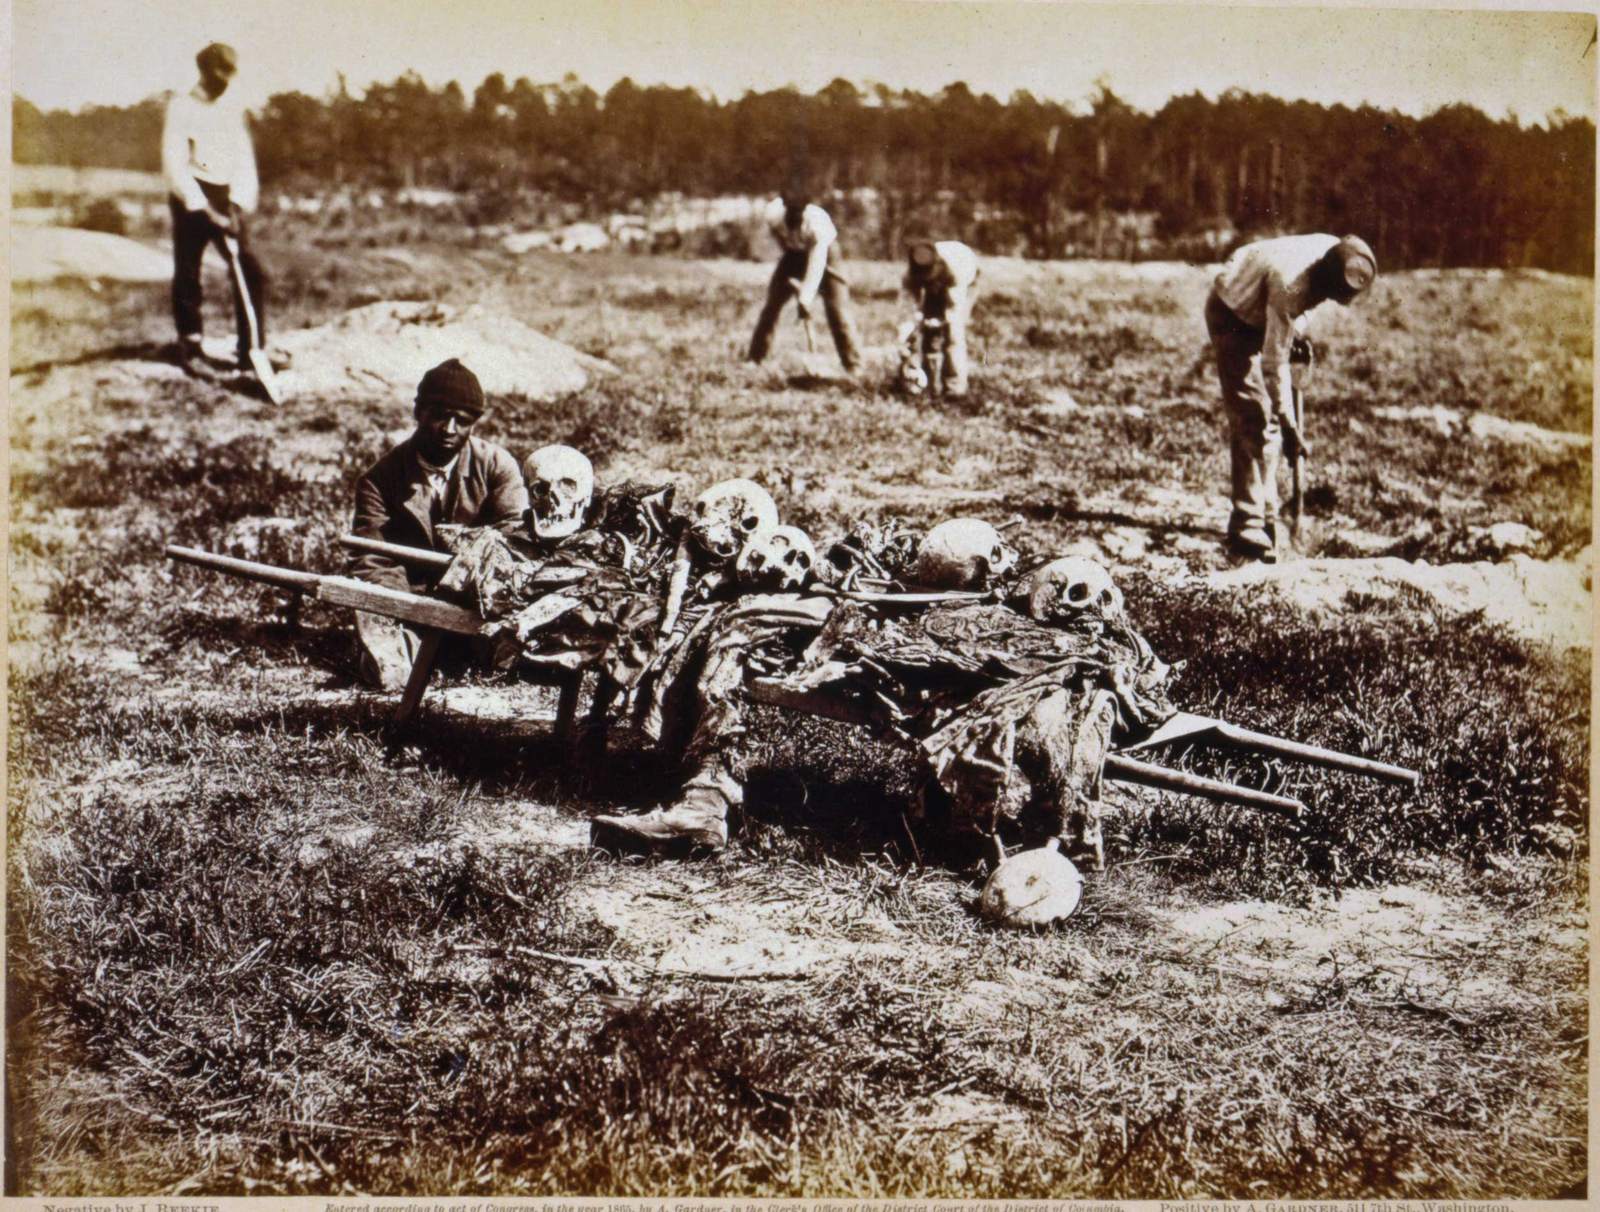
[169,191,267,361]
[748,247,861,371]
[1204,290,1280,535]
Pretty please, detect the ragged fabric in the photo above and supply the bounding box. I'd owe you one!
[793,600,1175,859]
[432,516,675,691]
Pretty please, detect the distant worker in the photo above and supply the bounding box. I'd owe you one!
[161,42,273,374]
[349,359,529,689]
[747,193,862,374]
[1205,234,1376,561]
[903,239,980,397]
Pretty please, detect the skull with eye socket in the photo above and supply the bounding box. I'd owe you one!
[736,524,817,592]
[1010,556,1124,627]
[689,478,778,565]
[522,445,594,540]
[913,517,1018,590]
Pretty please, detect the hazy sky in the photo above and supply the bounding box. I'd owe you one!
[12,0,1598,123]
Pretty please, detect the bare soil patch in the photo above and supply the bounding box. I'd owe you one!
[273,300,618,402]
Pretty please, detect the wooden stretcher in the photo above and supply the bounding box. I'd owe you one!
[167,541,1419,819]
[166,542,585,731]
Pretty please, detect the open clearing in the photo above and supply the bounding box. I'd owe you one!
[7,219,1590,1198]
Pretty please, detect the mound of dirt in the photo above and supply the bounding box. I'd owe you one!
[10,225,171,283]
[1208,551,1593,649]
[272,301,617,401]
[1373,405,1590,455]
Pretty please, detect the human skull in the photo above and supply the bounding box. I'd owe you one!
[736,524,817,592]
[913,518,1018,590]
[690,478,778,563]
[896,319,928,396]
[1012,556,1123,625]
[523,445,594,540]
[979,839,1084,927]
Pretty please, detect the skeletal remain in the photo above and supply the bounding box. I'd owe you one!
[1011,556,1123,625]
[523,445,594,540]
[736,524,817,592]
[913,518,1018,590]
[896,318,928,396]
[979,837,1084,926]
[689,478,778,563]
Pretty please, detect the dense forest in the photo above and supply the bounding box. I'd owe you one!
[13,73,1595,271]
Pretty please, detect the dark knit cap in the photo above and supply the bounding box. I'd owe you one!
[415,358,485,417]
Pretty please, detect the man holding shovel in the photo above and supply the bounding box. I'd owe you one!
[1204,233,1375,560]
[162,42,281,393]
[747,192,862,374]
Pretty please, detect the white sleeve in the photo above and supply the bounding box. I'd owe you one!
[233,115,260,213]
[1261,276,1296,415]
[161,95,207,211]
[796,207,836,307]
[939,242,978,289]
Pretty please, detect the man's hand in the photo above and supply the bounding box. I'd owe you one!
[785,277,811,318]
[205,204,237,235]
[1280,411,1312,462]
[1289,334,1315,366]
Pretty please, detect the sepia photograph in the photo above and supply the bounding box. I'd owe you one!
[6,0,1593,1199]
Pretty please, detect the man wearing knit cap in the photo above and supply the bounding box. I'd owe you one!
[1205,233,1376,561]
[162,42,274,372]
[349,359,529,689]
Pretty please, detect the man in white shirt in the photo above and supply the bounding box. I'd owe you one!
[1205,233,1376,559]
[161,42,269,372]
[747,193,862,373]
[904,239,981,397]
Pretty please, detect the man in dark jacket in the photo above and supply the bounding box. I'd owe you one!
[350,358,528,688]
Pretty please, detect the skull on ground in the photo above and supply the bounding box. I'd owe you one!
[523,445,594,540]
[896,318,928,396]
[690,478,778,564]
[736,524,817,592]
[1012,556,1123,626]
[914,518,1018,590]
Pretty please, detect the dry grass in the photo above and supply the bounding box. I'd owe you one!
[6,216,1590,1197]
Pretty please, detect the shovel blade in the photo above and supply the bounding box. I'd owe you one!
[248,349,284,405]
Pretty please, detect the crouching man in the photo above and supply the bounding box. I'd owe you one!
[349,358,528,689]
[902,239,980,398]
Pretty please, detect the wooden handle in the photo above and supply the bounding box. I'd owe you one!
[166,544,322,593]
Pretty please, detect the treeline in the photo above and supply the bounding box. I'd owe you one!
[13,75,1595,271]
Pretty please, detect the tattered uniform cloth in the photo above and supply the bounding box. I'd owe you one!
[791,601,1175,851]
[434,481,680,691]
[434,510,831,821]
[429,511,1175,859]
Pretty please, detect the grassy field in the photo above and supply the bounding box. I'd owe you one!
[7,213,1592,1197]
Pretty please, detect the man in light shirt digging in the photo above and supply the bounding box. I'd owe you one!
[1205,233,1376,561]
[161,42,277,375]
[747,193,863,374]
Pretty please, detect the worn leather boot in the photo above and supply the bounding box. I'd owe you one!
[1227,523,1276,563]
[590,775,734,856]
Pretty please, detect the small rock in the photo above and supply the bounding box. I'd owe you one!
[1035,388,1080,417]
[1467,521,1543,558]
[1378,885,1428,908]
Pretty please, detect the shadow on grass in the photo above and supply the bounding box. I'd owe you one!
[11,339,180,376]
